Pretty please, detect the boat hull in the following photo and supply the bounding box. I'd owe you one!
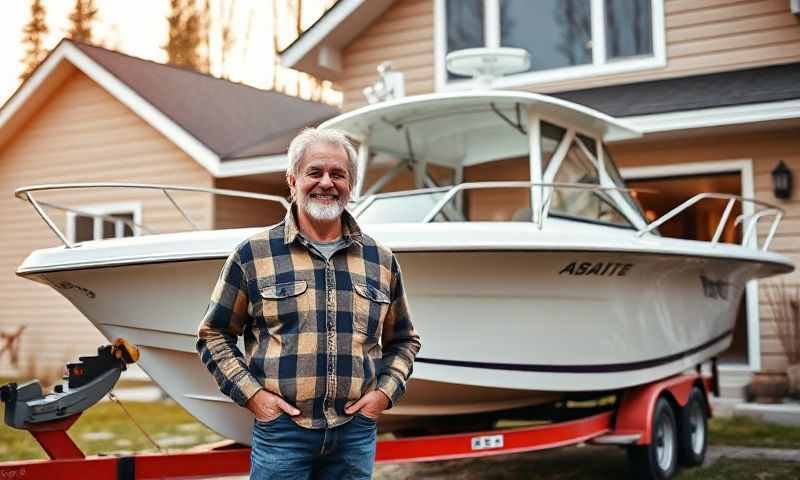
[28,248,766,444]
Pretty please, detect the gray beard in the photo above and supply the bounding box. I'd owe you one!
[302,196,346,221]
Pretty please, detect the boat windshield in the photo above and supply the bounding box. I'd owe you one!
[602,144,647,219]
[354,182,634,228]
[355,189,449,224]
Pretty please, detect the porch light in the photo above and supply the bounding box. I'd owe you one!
[771,160,793,199]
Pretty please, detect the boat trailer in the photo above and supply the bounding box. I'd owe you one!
[1,341,717,479]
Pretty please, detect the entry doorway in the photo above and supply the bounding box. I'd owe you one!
[621,160,758,369]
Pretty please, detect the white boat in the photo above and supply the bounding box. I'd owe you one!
[15,89,793,444]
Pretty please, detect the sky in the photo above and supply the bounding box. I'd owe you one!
[1,0,338,106]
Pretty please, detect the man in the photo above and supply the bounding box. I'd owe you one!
[197,128,421,479]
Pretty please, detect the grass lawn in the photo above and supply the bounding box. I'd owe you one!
[0,398,224,461]
[708,415,800,449]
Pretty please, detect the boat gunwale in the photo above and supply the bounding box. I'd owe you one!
[16,245,794,276]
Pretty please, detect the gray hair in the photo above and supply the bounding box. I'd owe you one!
[286,128,358,188]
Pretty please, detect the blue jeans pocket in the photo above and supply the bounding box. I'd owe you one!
[254,413,284,428]
[354,412,378,427]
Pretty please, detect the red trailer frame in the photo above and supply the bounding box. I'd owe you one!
[0,373,712,479]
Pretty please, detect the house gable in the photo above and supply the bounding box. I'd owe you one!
[0,40,339,178]
[280,0,398,80]
[0,41,222,175]
[0,69,214,378]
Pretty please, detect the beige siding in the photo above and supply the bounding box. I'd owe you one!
[339,0,800,109]
[213,175,289,229]
[0,72,214,378]
[610,128,800,372]
[341,0,434,109]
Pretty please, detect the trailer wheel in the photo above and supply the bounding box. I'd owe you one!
[627,397,678,480]
[678,387,707,467]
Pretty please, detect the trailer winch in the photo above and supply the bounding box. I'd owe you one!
[1,338,138,430]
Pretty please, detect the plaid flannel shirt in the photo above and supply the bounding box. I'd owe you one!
[197,206,421,429]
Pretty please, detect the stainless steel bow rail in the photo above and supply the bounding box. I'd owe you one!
[352,181,785,251]
[636,192,784,251]
[14,183,291,249]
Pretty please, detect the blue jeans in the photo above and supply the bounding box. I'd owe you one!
[250,413,377,479]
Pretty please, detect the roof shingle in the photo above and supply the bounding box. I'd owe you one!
[74,41,339,160]
[554,62,800,117]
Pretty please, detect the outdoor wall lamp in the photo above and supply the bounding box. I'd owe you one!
[772,160,793,199]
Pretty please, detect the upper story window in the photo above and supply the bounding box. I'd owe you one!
[67,203,140,243]
[438,0,664,89]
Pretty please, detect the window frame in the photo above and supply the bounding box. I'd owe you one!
[66,202,142,243]
[434,0,666,92]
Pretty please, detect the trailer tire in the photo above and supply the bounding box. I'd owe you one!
[678,387,708,467]
[626,397,678,480]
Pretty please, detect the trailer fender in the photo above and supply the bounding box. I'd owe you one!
[613,374,704,445]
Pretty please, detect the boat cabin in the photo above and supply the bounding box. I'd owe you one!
[321,91,648,230]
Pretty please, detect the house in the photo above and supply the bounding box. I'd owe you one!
[0,39,338,378]
[280,0,800,396]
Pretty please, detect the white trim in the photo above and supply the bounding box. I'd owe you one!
[651,0,667,71]
[66,201,143,243]
[435,0,666,92]
[623,99,800,134]
[215,155,288,178]
[0,41,298,179]
[620,159,752,180]
[279,0,364,69]
[58,43,222,176]
[590,0,606,66]
[0,45,67,133]
[620,159,761,371]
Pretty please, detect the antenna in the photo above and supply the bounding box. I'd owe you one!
[446,48,530,88]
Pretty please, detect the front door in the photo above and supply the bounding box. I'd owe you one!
[625,172,749,366]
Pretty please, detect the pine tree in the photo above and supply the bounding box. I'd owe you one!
[217,0,237,79]
[67,0,98,43]
[20,0,49,81]
[271,0,281,91]
[164,0,207,71]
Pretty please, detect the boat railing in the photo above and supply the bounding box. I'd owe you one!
[636,192,784,251]
[353,181,640,228]
[359,182,785,252]
[418,181,634,226]
[17,183,785,253]
[14,183,290,249]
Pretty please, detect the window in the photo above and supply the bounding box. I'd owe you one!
[67,203,140,243]
[438,0,664,89]
[446,0,484,80]
[500,0,593,72]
